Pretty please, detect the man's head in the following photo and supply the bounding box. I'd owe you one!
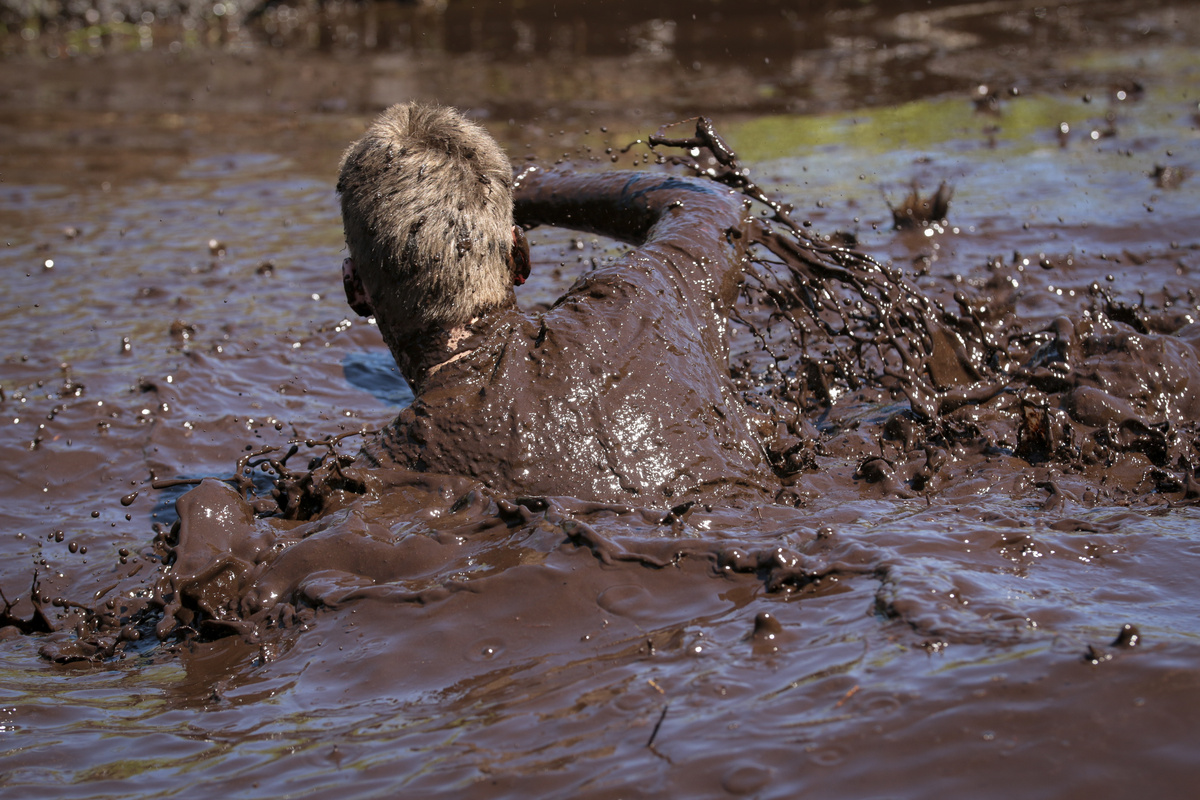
[337,103,525,348]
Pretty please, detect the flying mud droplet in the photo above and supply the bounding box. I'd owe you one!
[1112,623,1141,648]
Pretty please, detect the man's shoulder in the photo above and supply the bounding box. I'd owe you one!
[548,253,678,312]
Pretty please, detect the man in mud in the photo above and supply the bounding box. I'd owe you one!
[338,102,774,506]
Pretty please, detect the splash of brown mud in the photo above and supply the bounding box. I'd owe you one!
[649,118,990,422]
[888,181,954,230]
[40,467,885,663]
[35,117,1200,665]
[648,118,1200,499]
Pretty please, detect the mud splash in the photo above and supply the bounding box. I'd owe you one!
[26,107,1198,668]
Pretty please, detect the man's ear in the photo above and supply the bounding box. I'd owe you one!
[342,257,374,317]
[510,226,531,286]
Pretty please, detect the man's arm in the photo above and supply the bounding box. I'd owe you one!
[513,168,750,318]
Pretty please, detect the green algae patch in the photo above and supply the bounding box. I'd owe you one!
[724,93,1105,163]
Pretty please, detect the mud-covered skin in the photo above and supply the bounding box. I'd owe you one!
[362,169,775,505]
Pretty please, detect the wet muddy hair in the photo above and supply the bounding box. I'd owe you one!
[337,103,514,334]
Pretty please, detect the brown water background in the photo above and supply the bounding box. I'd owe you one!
[2,1,1200,796]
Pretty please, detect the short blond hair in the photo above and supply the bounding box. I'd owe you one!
[337,103,514,333]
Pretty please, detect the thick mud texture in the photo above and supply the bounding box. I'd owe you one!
[3,1,1200,798]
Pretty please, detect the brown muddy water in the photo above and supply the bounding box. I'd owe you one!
[2,1,1200,797]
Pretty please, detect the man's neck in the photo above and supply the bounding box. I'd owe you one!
[392,310,506,394]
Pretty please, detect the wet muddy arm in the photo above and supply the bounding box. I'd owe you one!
[514,168,750,310]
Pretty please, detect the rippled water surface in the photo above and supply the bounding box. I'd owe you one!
[2,1,1200,797]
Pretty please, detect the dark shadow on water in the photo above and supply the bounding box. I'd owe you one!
[150,482,193,529]
[343,350,414,408]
